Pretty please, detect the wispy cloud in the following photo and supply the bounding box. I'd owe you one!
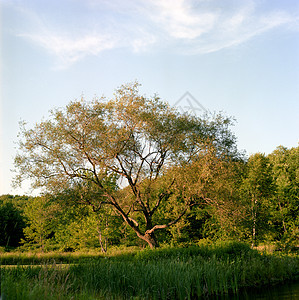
[146,0,298,54]
[185,8,297,54]
[20,31,118,69]
[146,0,218,39]
[12,0,299,68]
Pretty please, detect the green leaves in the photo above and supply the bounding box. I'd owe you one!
[0,199,26,248]
[22,196,59,251]
[267,145,299,248]
[14,82,239,248]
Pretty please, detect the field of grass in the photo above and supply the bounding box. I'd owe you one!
[1,242,298,299]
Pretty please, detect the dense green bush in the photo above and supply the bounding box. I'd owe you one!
[0,201,26,248]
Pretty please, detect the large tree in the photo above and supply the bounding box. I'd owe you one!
[14,82,239,248]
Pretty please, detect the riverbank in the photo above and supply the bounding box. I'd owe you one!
[1,242,298,299]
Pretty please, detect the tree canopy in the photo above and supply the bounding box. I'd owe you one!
[14,82,240,248]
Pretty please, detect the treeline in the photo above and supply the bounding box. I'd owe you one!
[1,144,298,252]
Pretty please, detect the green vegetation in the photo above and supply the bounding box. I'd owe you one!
[1,243,298,299]
[13,82,241,248]
[2,145,297,252]
[0,83,298,298]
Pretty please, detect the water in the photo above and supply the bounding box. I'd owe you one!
[241,281,299,300]
[209,281,299,300]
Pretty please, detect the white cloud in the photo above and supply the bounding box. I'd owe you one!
[14,0,299,68]
[20,30,117,69]
[131,32,157,53]
[146,0,298,54]
[148,0,218,39]
[201,10,296,54]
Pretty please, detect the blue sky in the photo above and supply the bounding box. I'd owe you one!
[1,0,299,195]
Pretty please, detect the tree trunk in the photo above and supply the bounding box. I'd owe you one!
[251,197,257,248]
[143,232,159,249]
[97,225,107,253]
[252,218,256,248]
[278,201,287,234]
[135,230,159,248]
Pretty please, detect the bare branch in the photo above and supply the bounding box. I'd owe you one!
[146,204,190,235]
[150,177,175,216]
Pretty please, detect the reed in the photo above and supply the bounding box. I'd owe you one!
[1,242,298,299]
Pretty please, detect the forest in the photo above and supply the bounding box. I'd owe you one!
[0,143,298,253]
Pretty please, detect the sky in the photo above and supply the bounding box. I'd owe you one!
[1,0,299,195]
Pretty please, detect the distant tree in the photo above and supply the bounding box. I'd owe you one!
[0,197,26,248]
[268,145,299,247]
[241,153,274,247]
[0,194,29,211]
[22,196,59,251]
[170,147,246,242]
[14,82,239,248]
[52,189,123,252]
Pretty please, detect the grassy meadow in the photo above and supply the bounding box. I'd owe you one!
[1,242,298,299]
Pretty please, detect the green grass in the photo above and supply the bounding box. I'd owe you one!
[0,250,103,265]
[1,242,298,299]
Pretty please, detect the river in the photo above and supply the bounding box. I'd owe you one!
[209,280,299,300]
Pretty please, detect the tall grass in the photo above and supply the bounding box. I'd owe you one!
[69,252,298,299]
[1,242,298,299]
[0,250,104,266]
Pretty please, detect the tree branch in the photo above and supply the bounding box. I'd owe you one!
[147,196,192,234]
